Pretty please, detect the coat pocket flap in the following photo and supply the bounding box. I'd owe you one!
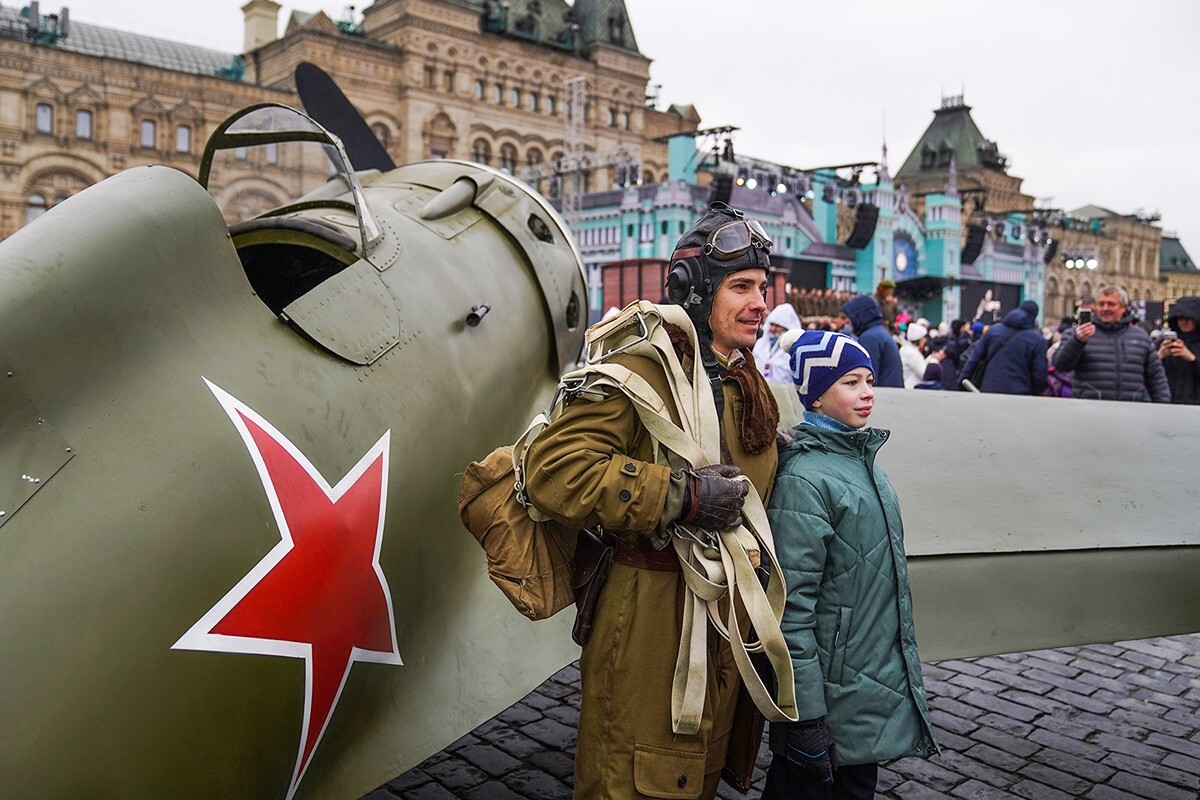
[633,744,704,799]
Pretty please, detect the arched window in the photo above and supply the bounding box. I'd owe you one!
[264,142,278,165]
[25,192,48,225]
[175,124,191,153]
[642,170,655,184]
[498,143,517,173]
[474,79,485,100]
[140,119,157,149]
[472,139,491,165]
[75,109,93,140]
[35,103,53,134]
[372,123,390,151]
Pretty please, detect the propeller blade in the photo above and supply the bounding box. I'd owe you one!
[294,61,396,173]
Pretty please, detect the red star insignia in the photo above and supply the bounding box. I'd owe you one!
[174,380,401,800]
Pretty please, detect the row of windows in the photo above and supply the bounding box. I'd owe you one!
[470,79,560,116]
[34,102,195,153]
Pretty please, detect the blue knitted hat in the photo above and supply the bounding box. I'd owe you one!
[780,329,874,409]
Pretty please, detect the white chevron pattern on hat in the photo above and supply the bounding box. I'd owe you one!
[790,331,871,395]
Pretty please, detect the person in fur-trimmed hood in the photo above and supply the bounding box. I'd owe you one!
[1159,295,1200,404]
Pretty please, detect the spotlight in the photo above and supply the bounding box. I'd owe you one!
[1086,258,1098,270]
[776,183,788,194]
[735,177,746,186]
[746,178,757,190]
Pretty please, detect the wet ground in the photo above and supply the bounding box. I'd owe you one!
[364,634,1200,800]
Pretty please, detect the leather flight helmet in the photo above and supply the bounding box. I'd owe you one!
[666,202,772,347]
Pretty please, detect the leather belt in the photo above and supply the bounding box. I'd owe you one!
[614,537,681,572]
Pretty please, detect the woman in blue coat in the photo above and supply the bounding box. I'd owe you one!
[762,329,937,800]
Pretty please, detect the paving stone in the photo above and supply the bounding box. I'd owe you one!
[1119,650,1168,671]
[962,743,1026,772]
[1118,639,1185,662]
[948,778,1020,799]
[995,689,1071,715]
[927,750,1016,788]
[934,659,990,677]
[1071,656,1128,680]
[446,733,479,752]
[495,704,542,726]
[973,713,1033,738]
[1029,747,1115,784]
[977,669,1053,695]
[1019,656,1080,678]
[924,678,970,700]
[929,708,979,736]
[1045,687,1118,715]
[967,726,1040,759]
[488,729,546,759]
[500,768,572,800]
[542,704,579,727]
[456,744,522,777]
[887,757,965,792]
[1107,771,1197,800]
[418,757,489,791]
[386,768,433,793]
[957,691,1041,722]
[398,782,461,800]
[1016,762,1092,795]
[922,664,959,682]
[461,780,525,800]
[1093,732,1170,762]
[525,751,575,781]
[929,697,986,722]
[1083,786,1145,800]
[876,766,903,792]
[1027,727,1110,761]
[1069,711,1150,738]
[536,681,576,700]
[971,656,1025,674]
[948,674,1008,694]
[1019,668,1091,694]
[929,728,974,753]
[1162,751,1200,775]
[1124,671,1189,696]
[520,692,561,711]
[890,779,955,800]
[1074,670,1130,693]
[1009,778,1074,800]
[517,717,577,749]
[1147,731,1200,759]
[1100,751,1200,791]
[1026,648,1077,665]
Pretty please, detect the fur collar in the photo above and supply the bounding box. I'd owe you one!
[662,322,779,455]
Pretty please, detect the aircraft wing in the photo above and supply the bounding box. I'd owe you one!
[771,383,1200,661]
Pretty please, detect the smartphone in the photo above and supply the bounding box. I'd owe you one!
[1162,330,1179,342]
[1077,308,1093,325]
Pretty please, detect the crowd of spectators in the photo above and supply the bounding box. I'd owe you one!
[771,282,1199,405]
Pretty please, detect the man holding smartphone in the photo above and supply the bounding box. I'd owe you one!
[1053,286,1170,402]
[1158,296,1200,404]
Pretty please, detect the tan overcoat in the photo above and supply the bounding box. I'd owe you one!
[526,335,779,800]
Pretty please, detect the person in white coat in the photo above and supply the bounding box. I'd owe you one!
[754,302,803,383]
[899,322,929,389]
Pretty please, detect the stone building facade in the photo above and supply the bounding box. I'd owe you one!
[0,0,695,238]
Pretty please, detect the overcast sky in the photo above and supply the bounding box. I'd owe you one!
[51,0,1200,257]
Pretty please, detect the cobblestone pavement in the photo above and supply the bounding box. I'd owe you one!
[365,635,1200,800]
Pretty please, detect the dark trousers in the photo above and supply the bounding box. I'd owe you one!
[760,758,878,800]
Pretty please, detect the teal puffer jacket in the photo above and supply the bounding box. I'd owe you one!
[767,421,937,765]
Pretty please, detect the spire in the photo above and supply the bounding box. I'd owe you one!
[878,112,891,183]
[947,153,958,197]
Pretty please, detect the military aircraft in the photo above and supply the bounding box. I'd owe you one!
[0,68,585,799]
[2,63,1198,800]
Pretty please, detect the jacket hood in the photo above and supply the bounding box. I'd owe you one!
[1168,296,1200,326]
[765,303,801,331]
[1002,309,1035,330]
[783,419,890,461]
[842,295,883,334]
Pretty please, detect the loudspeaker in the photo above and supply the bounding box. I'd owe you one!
[710,173,734,206]
[1043,239,1059,265]
[961,223,986,264]
[843,188,861,209]
[844,203,879,250]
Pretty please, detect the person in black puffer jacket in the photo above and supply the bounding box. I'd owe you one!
[1053,286,1170,402]
[1159,295,1200,404]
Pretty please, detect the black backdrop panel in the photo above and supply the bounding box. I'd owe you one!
[961,280,1022,324]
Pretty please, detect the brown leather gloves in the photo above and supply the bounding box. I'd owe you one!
[678,464,749,531]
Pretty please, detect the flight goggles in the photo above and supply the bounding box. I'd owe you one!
[704,219,773,260]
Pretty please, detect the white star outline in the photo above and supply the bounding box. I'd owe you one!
[173,378,402,800]
[790,332,871,394]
